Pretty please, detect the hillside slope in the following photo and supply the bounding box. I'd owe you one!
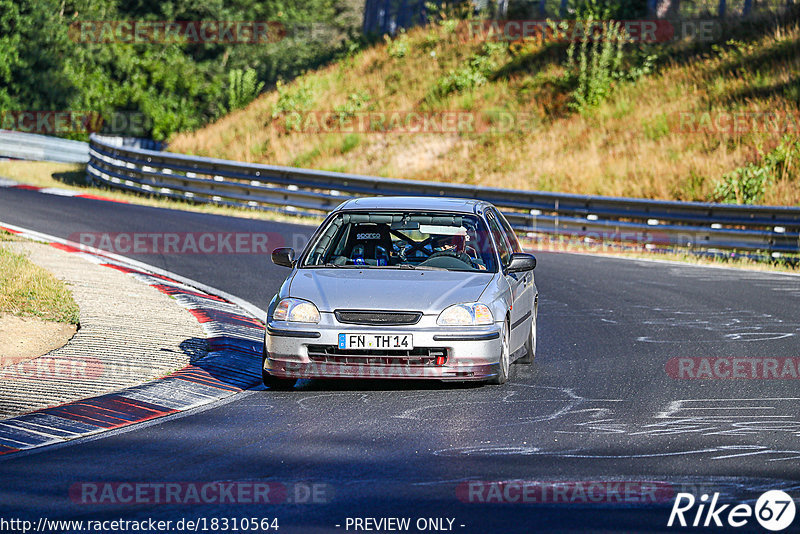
[170,10,800,205]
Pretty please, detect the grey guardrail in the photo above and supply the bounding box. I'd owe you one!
[0,130,89,163]
[87,134,800,254]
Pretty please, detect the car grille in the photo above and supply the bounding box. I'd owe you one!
[307,345,446,366]
[334,310,422,326]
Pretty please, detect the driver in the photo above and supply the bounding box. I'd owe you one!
[434,235,485,270]
[444,234,467,254]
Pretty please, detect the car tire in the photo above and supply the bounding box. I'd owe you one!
[517,320,536,364]
[489,322,510,385]
[262,370,297,390]
[262,344,297,390]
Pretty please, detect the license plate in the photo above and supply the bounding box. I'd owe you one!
[338,333,413,350]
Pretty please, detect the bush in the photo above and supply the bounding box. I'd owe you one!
[560,14,627,112]
[334,91,371,118]
[427,42,506,102]
[272,80,316,118]
[559,0,660,113]
[385,33,409,59]
[714,136,800,204]
[340,133,360,153]
[226,69,264,113]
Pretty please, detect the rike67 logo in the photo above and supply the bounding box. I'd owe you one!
[668,490,796,531]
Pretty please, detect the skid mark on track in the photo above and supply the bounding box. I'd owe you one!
[660,267,796,283]
[539,445,800,462]
[435,445,542,456]
[295,393,372,410]
[389,385,608,425]
[540,298,799,343]
[431,392,800,463]
[559,398,800,439]
[649,398,800,437]
[629,306,800,343]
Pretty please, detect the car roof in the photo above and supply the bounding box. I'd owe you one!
[335,196,491,215]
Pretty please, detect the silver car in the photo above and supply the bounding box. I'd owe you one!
[263,196,538,388]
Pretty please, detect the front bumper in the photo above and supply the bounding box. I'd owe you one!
[264,316,503,382]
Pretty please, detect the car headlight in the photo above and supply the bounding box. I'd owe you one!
[437,303,494,326]
[273,298,320,323]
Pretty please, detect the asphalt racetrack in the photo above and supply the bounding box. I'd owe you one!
[1,188,799,533]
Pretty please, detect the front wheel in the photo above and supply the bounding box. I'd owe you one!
[517,320,536,364]
[262,370,297,390]
[262,344,297,390]
[488,322,510,385]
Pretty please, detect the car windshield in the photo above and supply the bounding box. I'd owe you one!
[301,211,498,272]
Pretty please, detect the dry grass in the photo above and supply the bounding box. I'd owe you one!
[0,238,80,324]
[171,12,800,205]
[0,161,86,188]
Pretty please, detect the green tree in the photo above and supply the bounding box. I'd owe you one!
[1,0,362,140]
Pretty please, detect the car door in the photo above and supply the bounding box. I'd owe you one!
[496,208,536,338]
[486,209,530,353]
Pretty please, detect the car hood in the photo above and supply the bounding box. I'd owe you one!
[289,268,494,313]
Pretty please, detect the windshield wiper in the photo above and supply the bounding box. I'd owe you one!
[307,263,448,271]
[306,262,355,268]
[377,264,443,270]
[402,265,448,271]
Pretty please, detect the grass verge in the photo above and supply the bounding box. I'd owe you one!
[0,232,80,323]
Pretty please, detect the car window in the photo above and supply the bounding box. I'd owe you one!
[494,209,521,253]
[301,211,498,273]
[486,212,512,267]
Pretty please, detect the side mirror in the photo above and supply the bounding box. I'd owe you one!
[271,247,295,268]
[507,252,536,272]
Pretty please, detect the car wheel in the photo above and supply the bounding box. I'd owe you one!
[489,322,510,385]
[262,344,297,390]
[262,369,297,390]
[517,320,536,364]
